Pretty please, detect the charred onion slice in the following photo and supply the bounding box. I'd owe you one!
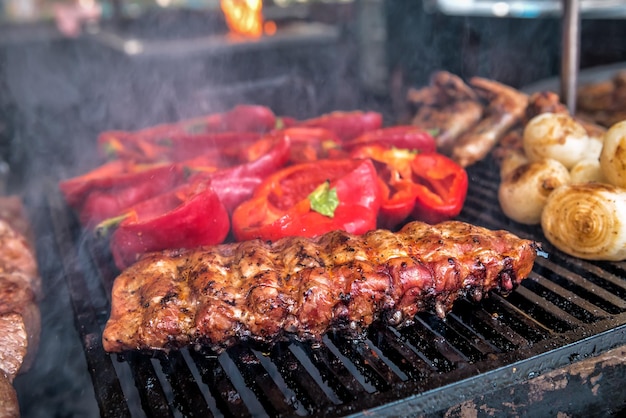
[541,183,626,261]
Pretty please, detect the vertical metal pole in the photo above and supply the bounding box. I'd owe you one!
[561,0,581,114]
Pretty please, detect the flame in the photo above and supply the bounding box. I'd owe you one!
[221,0,265,38]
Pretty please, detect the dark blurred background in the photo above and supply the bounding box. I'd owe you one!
[1,0,626,191]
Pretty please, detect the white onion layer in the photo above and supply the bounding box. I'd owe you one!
[541,183,626,261]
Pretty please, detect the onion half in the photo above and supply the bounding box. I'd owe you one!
[541,183,626,261]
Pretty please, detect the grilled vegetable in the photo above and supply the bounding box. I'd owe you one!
[269,127,341,164]
[298,110,383,141]
[569,158,606,184]
[104,176,230,270]
[231,158,382,242]
[342,125,437,154]
[498,159,570,225]
[67,163,187,228]
[600,120,626,188]
[98,105,277,159]
[523,112,592,169]
[541,183,626,261]
[350,144,467,228]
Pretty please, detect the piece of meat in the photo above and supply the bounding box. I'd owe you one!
[0,313,27,382]
[0,197,40,417]
[0,220,41,298]
[526,91,568,119]
[0,273,41,374]
[407,71,478,108]
[0,370,19,418]
[451,77,529,167]
[430,71,479,102]
[103,220,538,354]
[408,71,485,154]
[412,100,485,154]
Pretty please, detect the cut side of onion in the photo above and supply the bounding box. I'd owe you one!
[541,183,626,261]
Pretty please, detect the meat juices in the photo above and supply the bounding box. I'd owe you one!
[103,220,538,354]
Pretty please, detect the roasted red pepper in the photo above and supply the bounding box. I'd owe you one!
[201,134,292,212]
[101,131,263,164]
[106,177,230,270]
[409,153,468,224]
[59,162,187,227]
[343,126,437,154]
[232,158,382,242]
[61,132,290,228]
[98,105,277,160]
[262,127,341,164]
[298,111,383,142]
[350,146,467,228]
[59,160,128,209]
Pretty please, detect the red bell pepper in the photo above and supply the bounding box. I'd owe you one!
[350,145,467,228]
[298,111,383,142]
[102,131,264,164]
[231,158,382,242]
[200,134,292,212]
[219,104,277,133]
[409,153,468,224]
[342,126,437,154]
[106,177,230,270]
[262,127,341,164]
[97,105,277,160]
[59,160,128,209]
[59,161,187,223]
[76,163,187,228]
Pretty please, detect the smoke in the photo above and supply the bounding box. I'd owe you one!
[0,6,357,416]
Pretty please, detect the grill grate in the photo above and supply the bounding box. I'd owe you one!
[42,157,626,417]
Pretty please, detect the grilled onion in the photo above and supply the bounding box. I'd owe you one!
[541,183,626,261]
[498,158,570,225]
[570,158,606,184]
[523,113,591,169]
[600,120,626,188]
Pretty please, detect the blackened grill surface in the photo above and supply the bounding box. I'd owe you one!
[41,157,626,417]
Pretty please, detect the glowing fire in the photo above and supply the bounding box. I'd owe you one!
[221,0,274,38]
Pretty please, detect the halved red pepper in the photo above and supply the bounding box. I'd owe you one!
[409,153,468,224]
[102,131,264,164]
[350,145,468,228]
[106,176,230,270]
[198,134,292,212]
[298,111,383,142]
[59,160,129,209]
[98,105,277,160]
[342,126,437,154]
[58,161,187,225]
[232,158,382,242]
[262,127,341,164]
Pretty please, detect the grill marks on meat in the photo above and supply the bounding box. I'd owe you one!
[103,221,537,353]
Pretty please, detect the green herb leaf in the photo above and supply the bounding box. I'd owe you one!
[427,128,440,137]
[275,117,285,130]
[308,180,339,218]
[102,142,118,160]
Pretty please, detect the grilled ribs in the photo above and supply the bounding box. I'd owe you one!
[103,221,538,353]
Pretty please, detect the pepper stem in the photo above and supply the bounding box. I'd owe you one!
[94,213,129,238]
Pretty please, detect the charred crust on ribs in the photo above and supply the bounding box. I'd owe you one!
[102,220,538,354]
